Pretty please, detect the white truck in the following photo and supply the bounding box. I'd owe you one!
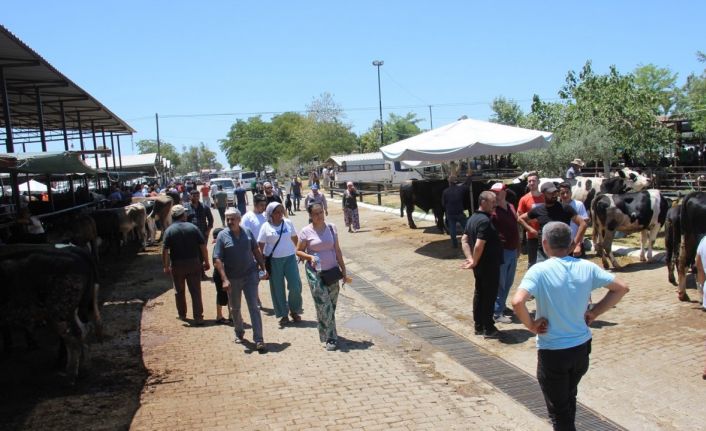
[329,152,422,186]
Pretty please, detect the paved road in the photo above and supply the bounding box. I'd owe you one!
[132,202,705,430]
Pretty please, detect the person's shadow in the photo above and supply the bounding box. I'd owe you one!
[242,341,291,355]
[336,336,374,352]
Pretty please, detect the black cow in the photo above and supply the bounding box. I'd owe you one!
[0,244,102,383]
[45,213,100,263]
[400,179,448,231]
[664,203,681,286]
[592,189,669,269]
[674,192,706,301]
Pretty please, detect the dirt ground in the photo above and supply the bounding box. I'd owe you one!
[0,242,170,431]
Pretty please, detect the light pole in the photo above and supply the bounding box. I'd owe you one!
[372,60,384,147]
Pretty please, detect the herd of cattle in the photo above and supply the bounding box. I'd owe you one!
[399,168,706,302]
[0,193,177,383]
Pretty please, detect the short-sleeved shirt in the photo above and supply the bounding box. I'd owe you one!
[441,184,466,216]
[213,227,258,279]
[697,236,706,270]
[235,187,247,205]
[527,203,577,246]
[200,185,210,197]
[305,192,327,211]
[265,194,282,205]
[567,199,588,240]
[162,221,205,263]
[464,211,503,267]
[242,211,266,239]
[298,223,339,271]
[291,181,302,196]
[492,203,519,250]
[519,256,615,350]
[258,219,297,258]
[213,190,228,208]
[517,193,545,239]
[566,166,577,179]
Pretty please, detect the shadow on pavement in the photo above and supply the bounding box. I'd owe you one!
[337,336,374,352]
[242,341,291,354]
[498,328,535,344]
[612,261,664,273]
[0,247,172,431]
[590,320,618,329]
[414,239,464,260]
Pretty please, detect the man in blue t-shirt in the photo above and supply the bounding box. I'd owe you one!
[512,222,629,430]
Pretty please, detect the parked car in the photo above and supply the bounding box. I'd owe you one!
[209,177,236,205]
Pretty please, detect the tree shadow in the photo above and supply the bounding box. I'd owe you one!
[414,240,465,260]
[337,336,374,352]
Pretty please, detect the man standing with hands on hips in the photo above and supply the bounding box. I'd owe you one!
[512,222,629,430]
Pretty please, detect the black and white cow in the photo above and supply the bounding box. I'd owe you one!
[671,192,706,301]
[572,168,651,216]
[592,189,669,270]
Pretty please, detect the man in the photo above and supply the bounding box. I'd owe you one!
[200,181,211,208]
[441,175,468,248]
[558,182,589,258]
[321,166,329,189]
[187,189,214,280]
[489,183,520,324]
[263,181,282,204]
[162,204,210,325]
[234,181,248,215]
[517,172,544,268]
[461,191,503,339]
[518,182,586,264]
[272,180,284,201]
[290,177,303,211]
[212,185,228,225]
[241,193,268,309]
[305,183,328,215]
[213,208,268,352]
[512,222,629,430]
[565,158,584,181]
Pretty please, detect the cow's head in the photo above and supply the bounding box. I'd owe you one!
[617,168,651,191]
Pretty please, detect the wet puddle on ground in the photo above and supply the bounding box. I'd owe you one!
[342,313,402,345]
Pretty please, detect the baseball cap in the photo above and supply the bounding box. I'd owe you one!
[171,204,186,218]
[311,183,319,190]
[540,182,558,194]
[490,182,506,192]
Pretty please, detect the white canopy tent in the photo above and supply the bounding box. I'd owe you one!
[18,179,56,193]
[380,118,553,166]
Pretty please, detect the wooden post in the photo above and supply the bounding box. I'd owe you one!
[377,183,382,206]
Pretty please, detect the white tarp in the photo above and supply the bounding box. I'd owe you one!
[19,179,56,193]
[380,118,553,166]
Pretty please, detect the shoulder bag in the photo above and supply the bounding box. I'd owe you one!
[319,224,344,285]
[265,223,285,273]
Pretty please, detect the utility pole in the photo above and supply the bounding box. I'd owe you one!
[372,60,384,147]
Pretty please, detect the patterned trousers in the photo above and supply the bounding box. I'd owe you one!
[304,265,339,342]
[343,207,360,230]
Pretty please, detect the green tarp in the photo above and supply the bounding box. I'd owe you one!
[0,151,100,175]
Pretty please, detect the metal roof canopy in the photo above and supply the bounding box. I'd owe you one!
[0,25,135,149]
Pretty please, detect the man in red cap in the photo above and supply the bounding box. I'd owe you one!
[490,182,520,324]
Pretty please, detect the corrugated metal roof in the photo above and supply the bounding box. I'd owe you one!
[327,152,384,166]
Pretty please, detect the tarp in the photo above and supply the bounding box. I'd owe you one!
[18,179,56,193]
[0,151,100,174]
[380,118,553,166]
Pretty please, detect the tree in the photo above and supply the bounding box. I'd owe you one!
[633,64,680,115]
[219,116,278,172]
[359,112,423,152]
[490,97,524,125]
[306,92,345,123]
[135,139,181,169]
[679,51,706,135]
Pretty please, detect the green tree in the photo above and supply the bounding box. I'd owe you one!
[220,116,277,173]
[135,139,181,169]
[679,51,706,135]
[490,97,524,125]
[359,112,423,152]
[633,63,680,115]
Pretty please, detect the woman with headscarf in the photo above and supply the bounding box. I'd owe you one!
[342,181,360,233]
[296,203,347,351]
[257,202,303,326]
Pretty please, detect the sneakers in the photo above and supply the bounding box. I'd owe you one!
[290,312,302,323]
[325,340,337,351]
[279,316,290,326]
[493,315,512,324]
[256,342,267,352]
[234,332,245,344]
[474,327,484,336]
[484,328,501,339]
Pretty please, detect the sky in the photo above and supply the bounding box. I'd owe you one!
[4,1,706,168]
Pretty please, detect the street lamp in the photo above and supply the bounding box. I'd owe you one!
[372,60,384,147]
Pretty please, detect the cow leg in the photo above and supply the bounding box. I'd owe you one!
[677,241,690,301]
[639,230,648,262]
[646,224,660,262]
[92,283,103,341]
[603,230,620,270]
[406,204,417,229]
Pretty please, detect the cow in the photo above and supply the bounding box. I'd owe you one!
[400,179,448,231]
[90,203,148,254]
[147,194,174,242]
[572,168,651,216]
[591,189,669,270]
[45,213,100,263]
[674,192,706,301]
[0,244,102,383]
[664,202,681,286]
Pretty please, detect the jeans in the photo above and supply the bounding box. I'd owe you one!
[446,212,468,247]
[537,340,592,431]
[494,249,518,316]
[228,271,263,343]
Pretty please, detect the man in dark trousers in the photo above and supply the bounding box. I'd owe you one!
[441,175,468,248]
[518,182,587,264]
[188,189,214,279]
[462,190,503,339]
[512,222,628,430]
[162,204,210,325]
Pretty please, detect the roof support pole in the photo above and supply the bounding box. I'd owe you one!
[155,113,161,159]
[117,134,123,171]
[35,87,47,152]
[110,132,116,171]
[60,101,69,151]
[0,67,14,153]
[101,127,108,169]
[76,110,85,160]
[91,119,98,168]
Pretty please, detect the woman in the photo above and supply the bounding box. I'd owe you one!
[342,181,360,233]
[290,177,302,211]
[258,202,303,326]
[296,203,346,351]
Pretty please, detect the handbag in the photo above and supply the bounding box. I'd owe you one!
[318,224,344,285]
[265,223,285,273]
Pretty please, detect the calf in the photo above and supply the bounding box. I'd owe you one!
[592,189,669,269]
[0,244,102,383]
[675,192,706,301]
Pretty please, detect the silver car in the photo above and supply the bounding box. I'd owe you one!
[209,178,236,205]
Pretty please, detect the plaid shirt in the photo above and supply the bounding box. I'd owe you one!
[187,202,213,235]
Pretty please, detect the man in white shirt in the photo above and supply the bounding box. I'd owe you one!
[240,193,268,309]
[559,182,589,257]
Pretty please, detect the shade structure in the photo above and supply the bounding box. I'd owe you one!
[380,118,553,166]
[18,179,55,193]
[0,151,100,174]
